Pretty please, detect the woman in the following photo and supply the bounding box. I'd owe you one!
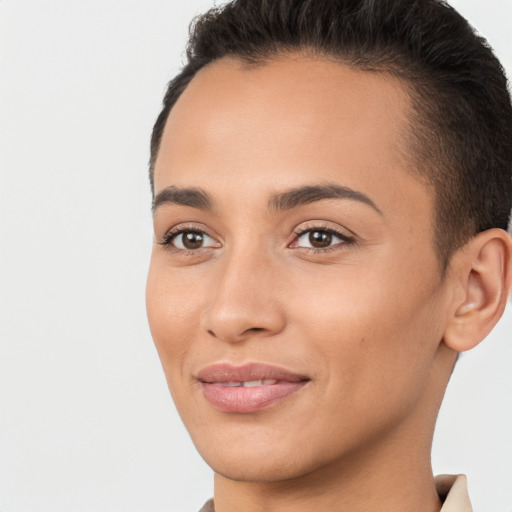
[145,1,512,511]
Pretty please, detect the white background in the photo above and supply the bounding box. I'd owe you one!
[0,1,511,511]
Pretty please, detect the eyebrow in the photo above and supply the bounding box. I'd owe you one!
[152,186,214,213]
[268,183,382,215]
[152,182,382,216]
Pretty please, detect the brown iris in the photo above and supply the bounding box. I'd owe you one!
[182,231,204,249]
[309,230,332,248]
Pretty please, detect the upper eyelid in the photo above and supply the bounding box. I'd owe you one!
[294,225,349,236]
[157,221,356,246]
[160,222,216,240]
[292,221,355,238]
[167,226,208,237]
[291,227,354,245]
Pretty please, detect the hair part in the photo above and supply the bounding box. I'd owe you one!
[150,0,512,267]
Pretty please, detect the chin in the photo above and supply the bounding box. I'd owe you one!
[206,453,312,483]
[196,440,295,482]
[192,427,340,484]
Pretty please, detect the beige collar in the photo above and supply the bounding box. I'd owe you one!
[436,474,473,511]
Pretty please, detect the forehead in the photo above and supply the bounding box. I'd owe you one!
[154,55,431,223]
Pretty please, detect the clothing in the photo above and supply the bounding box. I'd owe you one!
[198,474,472,511]
[198,500,214,512]
[435,474,473,511]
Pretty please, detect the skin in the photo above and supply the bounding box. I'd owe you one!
[146,55,512,512]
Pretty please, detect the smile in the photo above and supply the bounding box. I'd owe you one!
[197,363,310,413]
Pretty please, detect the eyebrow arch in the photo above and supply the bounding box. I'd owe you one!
[268,183,383,215]
[152,186,214,213]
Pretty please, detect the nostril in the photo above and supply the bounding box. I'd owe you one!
[242,327,266,336]
[207,326,265,340]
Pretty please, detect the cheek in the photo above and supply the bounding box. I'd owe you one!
[292,261,444,407]
[146,259,202,382]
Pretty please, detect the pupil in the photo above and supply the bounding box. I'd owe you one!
[309,230,332,248]
[183,232,203,249]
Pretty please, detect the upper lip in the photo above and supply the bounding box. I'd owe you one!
[197,362,309,383]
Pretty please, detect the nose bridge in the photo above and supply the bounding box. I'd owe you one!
[200,239,285,342]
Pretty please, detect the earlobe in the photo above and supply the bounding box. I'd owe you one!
[443,228,512,352]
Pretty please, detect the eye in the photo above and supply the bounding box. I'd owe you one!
[290,227,354,251]
[162,229,219,251]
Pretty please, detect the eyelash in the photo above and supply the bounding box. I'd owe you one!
[291,224,355,253]
[158,224,356,254]
[158,225,214,253]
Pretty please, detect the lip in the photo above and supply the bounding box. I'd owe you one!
[197,363,310,413]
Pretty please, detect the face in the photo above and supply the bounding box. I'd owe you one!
[146,56,453,482]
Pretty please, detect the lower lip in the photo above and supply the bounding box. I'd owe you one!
[201,381,308,413]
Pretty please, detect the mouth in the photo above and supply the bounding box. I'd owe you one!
[210,379,279,387]
[197,363,310,413]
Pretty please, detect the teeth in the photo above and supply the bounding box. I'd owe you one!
[243,379,278,387]
[214,379,278,387]
[243,380,264,387]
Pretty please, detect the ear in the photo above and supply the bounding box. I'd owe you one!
[443,228,512,352]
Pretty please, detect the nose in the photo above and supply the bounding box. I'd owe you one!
[200,248,286,344]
